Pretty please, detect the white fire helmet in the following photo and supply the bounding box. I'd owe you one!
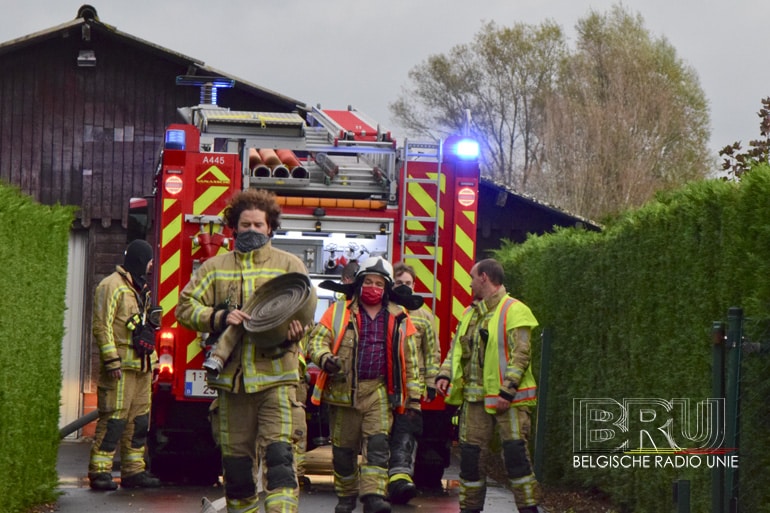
[355,256,394,285]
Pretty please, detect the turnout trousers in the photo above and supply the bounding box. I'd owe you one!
[458,401,541,511]
[329,379,392,498]
[88,370,152,479]
[216,384,298,513]
[292,381,308,480]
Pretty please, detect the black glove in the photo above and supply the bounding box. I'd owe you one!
[426,387,437,402]
[323,355,341,374]
[404,407,423,436]
[133,324,156,356]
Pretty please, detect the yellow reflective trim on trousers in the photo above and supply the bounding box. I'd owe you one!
[226,498,259,513]
[194,185,229,215]
[264,490,298,513]
[160,249,180,284]
[114,374,126,413]
[162,212,182,249]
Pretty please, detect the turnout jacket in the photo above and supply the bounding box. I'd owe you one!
[307,298,422,412]
[92,265,157,373]
[408,304,440,396]
[175,241,310,393]
[438,286,538,413]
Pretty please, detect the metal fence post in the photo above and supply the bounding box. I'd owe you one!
[673,480,691,513]
[533,327,551,481]
[724,307,743,513]
[711,321,726,513]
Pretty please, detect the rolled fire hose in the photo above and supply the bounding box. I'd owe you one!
[241,272,316,348]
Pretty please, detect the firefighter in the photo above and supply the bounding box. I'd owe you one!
[386,262,441,504]
[293,338,310,491]
[175,189,314,513]
[435,258,543,513]
[88,239,161,490]
[306,256,422,513]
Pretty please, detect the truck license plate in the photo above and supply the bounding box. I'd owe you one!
[184,369,217,397]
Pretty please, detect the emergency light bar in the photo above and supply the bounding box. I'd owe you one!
[451,138,480,160]
[165,129,186,150]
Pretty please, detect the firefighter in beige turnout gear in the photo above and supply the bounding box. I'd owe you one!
[89,239,161,491]
[176,189,315,513]
[307,257,422,513]
[436,259,543,513]
[386,262,441,504]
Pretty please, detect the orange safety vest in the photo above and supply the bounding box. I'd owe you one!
[310,300,415,412]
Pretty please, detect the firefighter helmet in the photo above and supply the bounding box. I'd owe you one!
[355,256,393,285]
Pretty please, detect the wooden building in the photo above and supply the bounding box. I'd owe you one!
[477,178,600,257]
[0,5,304,435]
[0,5,596,435]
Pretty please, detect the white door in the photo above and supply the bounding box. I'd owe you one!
[60,231,88,438]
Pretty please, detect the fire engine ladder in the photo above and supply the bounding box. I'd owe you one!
[399,139,444,313]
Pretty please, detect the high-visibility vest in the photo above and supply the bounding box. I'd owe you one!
[446,297,538,413]
[310,300,414,412]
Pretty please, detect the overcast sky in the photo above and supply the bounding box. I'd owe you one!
[2,1,768,162]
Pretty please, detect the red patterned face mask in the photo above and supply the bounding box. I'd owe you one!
[360,285,385,305]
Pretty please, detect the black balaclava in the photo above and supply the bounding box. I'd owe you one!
[123,239,153,290]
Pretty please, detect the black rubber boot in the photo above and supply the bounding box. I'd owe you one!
[121,471,161,488]
[89,472,117,491]
[387,478,417,504]
[361,494,391,513]
[335,495,358,513]
[518,506,546,513]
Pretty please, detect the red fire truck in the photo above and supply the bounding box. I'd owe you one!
[130,85,481,486]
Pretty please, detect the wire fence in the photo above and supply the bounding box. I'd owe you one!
[709,308,770,513]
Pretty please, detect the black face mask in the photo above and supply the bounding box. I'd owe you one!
[124,240,152,290]
[235,230,269,253]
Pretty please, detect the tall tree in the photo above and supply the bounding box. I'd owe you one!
[390,5,712,220]
[390,20,566,190]
[536,5,712,219]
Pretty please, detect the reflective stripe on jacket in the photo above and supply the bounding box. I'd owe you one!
[92,266,156,373]
[407,304,440,395]
[175,241,310,393]
[445,295,538,412]
[308,299,421,412]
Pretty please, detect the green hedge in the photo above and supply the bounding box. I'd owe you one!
[0,184,74,513]
[496,165,770,512]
